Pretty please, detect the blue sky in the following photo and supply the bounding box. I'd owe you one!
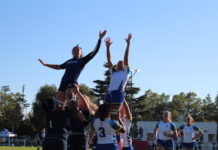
[1,0,218,111]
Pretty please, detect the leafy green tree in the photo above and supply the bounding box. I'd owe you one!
[31,84,57,133]
[0,86,29,134]
[134,89,170,121]
[171,92,204,121]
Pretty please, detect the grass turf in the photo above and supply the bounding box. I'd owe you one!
[0,147,92,150]
[0,147,37,150]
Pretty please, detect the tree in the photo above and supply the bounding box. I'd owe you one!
[171,92,204,121]
[31,84,57,133]
[0,85,29,134]
[134,89,170,121]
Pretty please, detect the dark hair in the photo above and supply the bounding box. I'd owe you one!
[98,104,111,121]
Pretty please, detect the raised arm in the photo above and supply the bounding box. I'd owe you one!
[38,59,62,70]
[123,100,132,120]
[124,34,132,66]
[74,84,90,110]
[82,30,107,64]
[117,117,126,133]
[104,37,113,68]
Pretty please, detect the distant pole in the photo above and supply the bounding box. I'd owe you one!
[129,69,140,115]
[22,85,25,96]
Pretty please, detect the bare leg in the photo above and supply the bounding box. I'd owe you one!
[56,91,65,102]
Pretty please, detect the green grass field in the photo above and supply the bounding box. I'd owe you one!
[0,147,37,150]
[0,147,92,150]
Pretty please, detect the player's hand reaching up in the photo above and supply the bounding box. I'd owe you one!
[125,34,132,44]
[99,30,107,39]
[104,37,113,47]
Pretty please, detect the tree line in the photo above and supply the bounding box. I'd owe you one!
[0,64,218,137]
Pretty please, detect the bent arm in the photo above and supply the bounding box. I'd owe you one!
[123,100,132,120]
[75,84,90,110]
[77,91,90,110]
[193,129,204,140]
[117,118,126,133]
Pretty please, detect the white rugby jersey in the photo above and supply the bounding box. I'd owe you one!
[179,124,199,143]
[121,117,132,147]
[156,121,176,140]
[93,118,121,144]
[108,66,130,92]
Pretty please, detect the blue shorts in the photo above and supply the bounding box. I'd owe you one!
[122,146,134,150]
[182,142,196,149]
[96,143,119,150]
[105,90,125,104]
[157,139,174,149]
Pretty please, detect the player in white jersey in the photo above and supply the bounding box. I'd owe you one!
[104,34,132,118]
[177,115,203,150]
[92,104,125,150]
[120,100,134,150]
[154,111,178,150]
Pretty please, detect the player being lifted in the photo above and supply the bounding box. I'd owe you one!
[104,34,132,119]
[38,30,107,103]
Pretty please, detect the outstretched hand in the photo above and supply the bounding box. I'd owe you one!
[38,59,46,66]
[104,37,112,47]
[99,30,107,39]
[125,33,132,44]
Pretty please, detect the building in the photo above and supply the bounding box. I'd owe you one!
[136,120,217,149]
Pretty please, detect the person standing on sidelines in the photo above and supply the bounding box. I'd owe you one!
[38,30,107,103]
[104,34,132,119]
[92,104,126,150]
[177,115,203,150]
[37,128,46,150]
[120,100,134,150]
[154,111,178,150]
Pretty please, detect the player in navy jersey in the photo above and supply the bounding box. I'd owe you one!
[66,84,92,150]
[154,111,178,150]
[41,98,68,150]
[177,115,203,150]
[92,104,125,150]
[38,30,107,103]
[104,34,132,119]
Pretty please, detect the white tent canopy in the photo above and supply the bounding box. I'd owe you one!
[0,128,17,137]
